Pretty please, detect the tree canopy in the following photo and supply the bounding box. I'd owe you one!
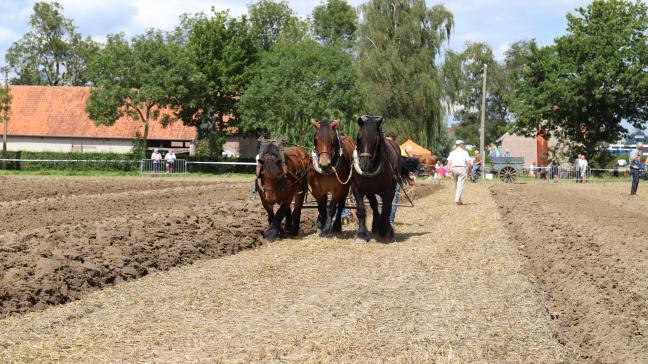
[248,0,306,51]
[509,0,648,159]
[239,39,361,144]
[312,0,358,48]
[173,10,259,157]
[85,31,187,154]
[356,0,454,152]
[5,1,98,86]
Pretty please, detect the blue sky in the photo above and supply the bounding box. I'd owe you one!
[0,0,592,69]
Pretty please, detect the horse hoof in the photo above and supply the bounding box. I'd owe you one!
[320,230,334,238]
[265,229,280,241]
[355,238,369,244]
[356,232,370,243]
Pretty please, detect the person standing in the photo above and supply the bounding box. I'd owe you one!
[470,151,482,183]
[385,132,401,223]
[165,149,177,173]
[446,140,471,205]
[579,155,589,183]
[529,161,536,180]
[151,148,162,173]
[629,142,644,195]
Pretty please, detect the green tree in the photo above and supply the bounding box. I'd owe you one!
[5,1,98,86]
[509,0,648,159]
[173,11,259,158]
[356,0,454,152]
[443,42,512,146]
[0,78,11,158]
[312,0,357,48]
[239,39,361,144]
[85,31,187,154]
[248,0,306,51]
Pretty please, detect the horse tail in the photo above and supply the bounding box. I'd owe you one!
[399,157,420,180]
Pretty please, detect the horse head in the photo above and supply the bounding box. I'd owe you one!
[310,119,340,173]
[355,115,384,173]
[257,137,287,204]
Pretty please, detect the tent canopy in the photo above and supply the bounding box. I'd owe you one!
[400,139,432,157]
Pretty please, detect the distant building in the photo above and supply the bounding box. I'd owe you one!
[5,85,197,155]
[222,135,257,159]
[496,132,556,167]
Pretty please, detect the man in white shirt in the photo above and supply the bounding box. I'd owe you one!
[165,149,177,173]
[446,140,471,205]
[151,148,162,173]
[630,142,644,195]
[578,155,589,183]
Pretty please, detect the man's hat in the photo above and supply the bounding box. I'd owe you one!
[455,140,464,145]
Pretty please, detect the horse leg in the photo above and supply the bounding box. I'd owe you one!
[353,186,370,242]
[315,193,327,232]
[379,187,396,243]
[368,194,380,235]
[331,191,346,233]
[265,205,286,241]
[320,198,338,238]
[290,190,306,236]
[284,203,293,234]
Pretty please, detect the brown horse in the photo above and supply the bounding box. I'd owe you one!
[256,138,311,241]
[307,119,356,237]
[418,154,438,176]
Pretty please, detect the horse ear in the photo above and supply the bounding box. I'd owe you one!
[378,116,384,128]
[309,119,320,129]
[357,116,365,126]
[331,120,340,129]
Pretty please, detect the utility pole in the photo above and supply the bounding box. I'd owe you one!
[479,64,488,178]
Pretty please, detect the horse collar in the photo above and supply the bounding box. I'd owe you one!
[353,149,383,177]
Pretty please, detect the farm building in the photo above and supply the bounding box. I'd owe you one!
[4,85,198,155]
[497,132,556,167]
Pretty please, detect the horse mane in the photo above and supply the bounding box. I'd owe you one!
[259,141,284,177]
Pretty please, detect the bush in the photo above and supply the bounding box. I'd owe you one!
[1,151,140,172]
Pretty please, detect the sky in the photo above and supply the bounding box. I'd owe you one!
[0,0,593,70]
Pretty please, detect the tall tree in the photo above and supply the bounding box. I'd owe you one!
[85,31,187,154]
[248,0,306,51]
[443,42,509,146]
[173,11,259,157]
[5,1,98,86]
[311,0,357,48]
[239,39,361,144]
[509,0,648,159]
[356,0,453,152]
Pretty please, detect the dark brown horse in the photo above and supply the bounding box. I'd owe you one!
[256,138,311,241]
[307,119,356,237]
[352,115,402,243]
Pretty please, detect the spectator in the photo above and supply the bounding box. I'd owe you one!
[578,155,589,183]
[385,132,402,223]
[488,144,497,160]
[550,162,560,183]
[470,151,482,183]
[165,149,177,173]
[446,140,471,205]
[575,154,582,183]
[503,149,512,157]
[151,148,162,173]
[629,142,644,196]
[529,162,536,180]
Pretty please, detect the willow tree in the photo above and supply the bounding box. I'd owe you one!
[356,0,453,151]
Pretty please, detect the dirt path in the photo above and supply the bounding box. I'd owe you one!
[492,183,648,363]
[0,181,567,362]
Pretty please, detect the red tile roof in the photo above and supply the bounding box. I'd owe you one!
[5,85,197,141]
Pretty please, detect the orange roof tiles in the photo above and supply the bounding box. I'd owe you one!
[5,85,197,141]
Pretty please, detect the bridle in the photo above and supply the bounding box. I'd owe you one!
[312,127,343,176]
[353,131,384,177]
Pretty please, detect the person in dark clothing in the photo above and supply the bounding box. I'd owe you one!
[629,142,644,195]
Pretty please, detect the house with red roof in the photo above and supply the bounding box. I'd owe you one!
[3,85,198,155]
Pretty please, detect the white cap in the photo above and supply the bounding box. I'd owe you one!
[455,140,464,145]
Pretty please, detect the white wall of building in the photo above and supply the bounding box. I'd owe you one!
[6,136,134,153]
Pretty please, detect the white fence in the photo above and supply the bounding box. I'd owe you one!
[140,159,187,175]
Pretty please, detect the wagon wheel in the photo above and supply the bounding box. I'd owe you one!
[499,166,518,183]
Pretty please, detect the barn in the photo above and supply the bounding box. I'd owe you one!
[4,85,198,155]
[497,132,556,167]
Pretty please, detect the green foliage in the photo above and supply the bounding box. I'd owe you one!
[311,0,357,48]
[356,0,454,153]
[509,0,648,159]
[443,41,531,147]
[5,1,98,86]
[248,0,307,51]
[239,39,361,145]
[86,30,187,148]
[174,11,259,159]
[1,151,140,172]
